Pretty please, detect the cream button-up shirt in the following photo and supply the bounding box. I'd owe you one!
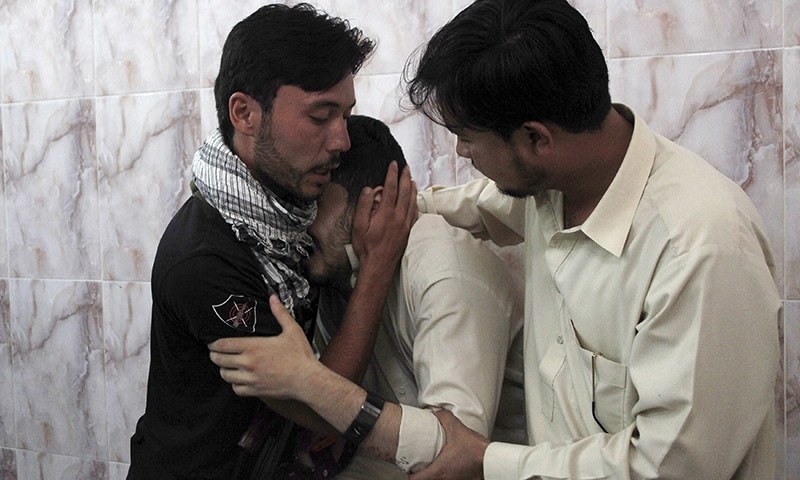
[418,105,780,479]
[317,214,525,478]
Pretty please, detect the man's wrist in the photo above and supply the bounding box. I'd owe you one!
[299,365,372,433]
[294,360,331,404]
[354,256,395,287]
[343,390,385,444]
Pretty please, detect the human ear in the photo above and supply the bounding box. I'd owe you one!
[228,92,262,136]
[371,186,384,214]
[521,121,552,154]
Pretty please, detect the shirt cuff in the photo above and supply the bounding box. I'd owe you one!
[484,442,525,480]
[417,189,437,214]
[395,405,445,473]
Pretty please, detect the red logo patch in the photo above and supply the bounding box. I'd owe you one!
[212,295,257,333]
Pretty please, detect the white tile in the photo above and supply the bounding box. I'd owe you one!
[786,0,800,47]
[2,100,100,280]
[96,92,200,281]
[199,88,217,140]
[1,0,94,102]
[0,115,6,277]
[94,0,199,95]
[10,280,107,458]
[0,448,16,480]
[354,74,457,189]
[784,48,800,300]
[102,282,151,463]
[15,450,108,480]
[570,0,607,54]
[198,0,279,87]
[608,0,781,57]
[0,281,12,447]
[108,461,129,480]
[609,50,784,292]
[315,0,453,76]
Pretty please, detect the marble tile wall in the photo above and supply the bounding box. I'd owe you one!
[0,1,796,478]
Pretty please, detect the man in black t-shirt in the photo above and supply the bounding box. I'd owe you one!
[128,4,416,479]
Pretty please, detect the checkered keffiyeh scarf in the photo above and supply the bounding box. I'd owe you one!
[192,128,316,315]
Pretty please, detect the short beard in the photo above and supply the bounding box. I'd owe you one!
[251,115,319,203]
[306,208,355,294]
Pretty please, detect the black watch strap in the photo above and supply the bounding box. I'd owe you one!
[343,391,385,444]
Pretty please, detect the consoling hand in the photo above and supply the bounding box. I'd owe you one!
[409,409,489,480]
[351,161,418,269]
[208,295,319,400]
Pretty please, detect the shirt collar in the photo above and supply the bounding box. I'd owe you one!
[580,105,655,257]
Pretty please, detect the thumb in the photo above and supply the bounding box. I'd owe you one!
[269,295,298,332]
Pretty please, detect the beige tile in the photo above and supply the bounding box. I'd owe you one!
[608,0,781,57]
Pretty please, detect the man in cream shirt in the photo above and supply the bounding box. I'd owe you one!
[403,0,781,478]
[308,115,525,477]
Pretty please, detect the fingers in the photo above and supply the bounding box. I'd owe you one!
[209,350,237,369]
[433,408,458,429]
[208,339,231,354]
[379,162,413,220]
[378,161,399,211]
[230,384,259,397]
[218,365,247,385]
[352,185,376,245]
[269,295,316,361]
[268,294,298,332]
[208,334,269,357]
[408,463,443,480]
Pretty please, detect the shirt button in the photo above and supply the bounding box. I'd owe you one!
[556,335,564,344]
[398,388,406,396]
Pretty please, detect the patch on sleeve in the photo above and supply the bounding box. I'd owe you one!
[212,295,258,333]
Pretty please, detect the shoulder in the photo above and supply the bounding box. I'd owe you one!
[403,214,515,288]
[405,213,484,259]
[155,197,249,274]
[153,197,263,297]
[159,196,234,249]
[638,136,770,257]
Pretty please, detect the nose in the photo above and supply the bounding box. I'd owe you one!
[327,117,351,154]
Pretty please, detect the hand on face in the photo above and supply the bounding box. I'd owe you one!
[208,295,318,400]
[351,162,418,272]
[409,409,489,480]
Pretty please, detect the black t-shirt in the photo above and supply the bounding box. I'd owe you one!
[128,195,314,479]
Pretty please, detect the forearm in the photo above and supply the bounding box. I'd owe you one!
[321,163,416,382]
[418,179,525,244]
[318,259,396,381]
[297,361,402,463]
[258,397,338,436]
[359,402,402,463]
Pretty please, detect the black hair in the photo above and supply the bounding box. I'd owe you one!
[214,3,375,146]
[331,115,407,203]
[405,0,610,138]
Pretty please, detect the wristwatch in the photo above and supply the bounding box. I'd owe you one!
[343,390,385,444]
